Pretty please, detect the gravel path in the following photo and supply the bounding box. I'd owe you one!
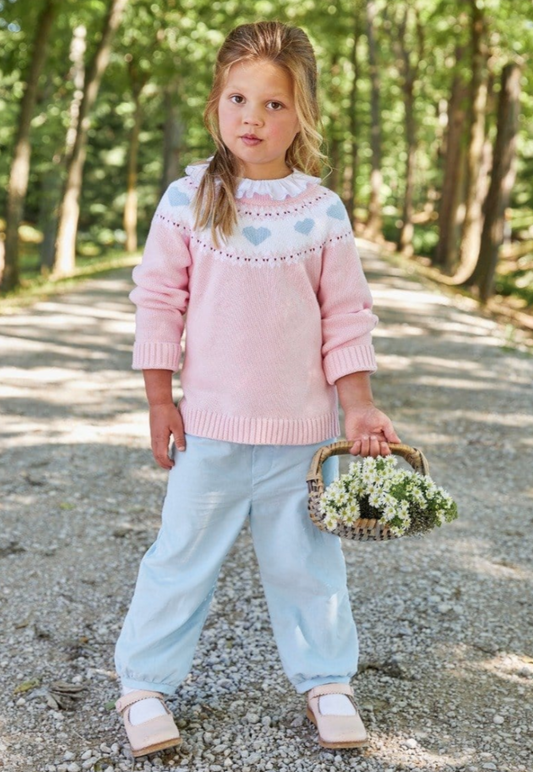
[1,241,532,772]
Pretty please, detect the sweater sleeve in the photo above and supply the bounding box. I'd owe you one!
[129,201,192,372]
[318,203,379,386]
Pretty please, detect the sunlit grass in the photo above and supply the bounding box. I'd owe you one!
[0,248,140,313]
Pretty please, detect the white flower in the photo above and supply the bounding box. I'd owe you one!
[389,522,407,537]
[319,455,456,535]
[324,512,339,531]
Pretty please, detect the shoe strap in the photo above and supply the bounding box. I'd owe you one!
[307,683,353,701]
[307,683,360,714]
[115,690,167,715]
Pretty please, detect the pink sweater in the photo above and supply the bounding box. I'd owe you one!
[130,161,378,445]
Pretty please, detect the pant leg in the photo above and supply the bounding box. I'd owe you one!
[114,434,252,695]
[249,437,359,694]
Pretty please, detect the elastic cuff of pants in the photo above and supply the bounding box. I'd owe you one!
[294,675,353,695]
[119,677,176,696]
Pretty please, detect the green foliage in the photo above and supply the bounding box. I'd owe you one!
[1,0,532,306]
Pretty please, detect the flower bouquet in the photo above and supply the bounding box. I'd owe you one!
[307,441,458,541]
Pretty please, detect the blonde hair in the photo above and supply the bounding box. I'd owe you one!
[191,20,328,249]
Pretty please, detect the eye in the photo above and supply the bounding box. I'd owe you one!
[268,101,284,110]
[229,94,244,104]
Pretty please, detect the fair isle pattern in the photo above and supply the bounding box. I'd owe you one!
[155,176,356,269]
[130,164,379,446]
[187,229,355,269]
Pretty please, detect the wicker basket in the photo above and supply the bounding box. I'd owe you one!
[306,441,431,541]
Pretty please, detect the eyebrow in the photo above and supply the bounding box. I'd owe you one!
[224,84,291,99]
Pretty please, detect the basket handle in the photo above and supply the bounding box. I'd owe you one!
[306,440,430,482]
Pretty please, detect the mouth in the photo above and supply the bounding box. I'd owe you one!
[241,135,262,143]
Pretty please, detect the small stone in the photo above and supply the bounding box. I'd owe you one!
[16,698,26,707]
[493,715,505,725]
[63,753,75,762]
[67,765,81,772]
[291,715,304,727]
[100,744,111,754]
[245,712,259,724]
[437,603,452,614]
[81,751,93,760]
[405,738,417,748]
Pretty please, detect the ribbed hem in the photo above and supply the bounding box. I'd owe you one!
[323,345,377,385]
[179,402,340,445]
[132,341,181,371]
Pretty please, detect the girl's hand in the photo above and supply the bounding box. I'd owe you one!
[149,403,186,469]
[344,403,401,458]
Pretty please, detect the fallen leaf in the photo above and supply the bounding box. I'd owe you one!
[14,678,40,694]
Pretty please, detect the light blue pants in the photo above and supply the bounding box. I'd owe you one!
[114,433,358,695]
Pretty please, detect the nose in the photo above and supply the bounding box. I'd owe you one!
[243,104,263,126]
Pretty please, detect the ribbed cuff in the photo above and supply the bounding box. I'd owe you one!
[132,341,181,371]
[323,345,377,385]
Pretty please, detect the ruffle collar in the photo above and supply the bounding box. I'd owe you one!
[184,156,321,201]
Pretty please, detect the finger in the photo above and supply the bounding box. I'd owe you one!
[152,436,173,469]
[369,436,381,458]
[360,435,370,457]
[172,425,186,452]
[350,439,362,456]
[154,451,173,470]
[383,420,401,444]
[379,440,392,456]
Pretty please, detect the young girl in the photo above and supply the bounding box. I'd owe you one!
[114,20,400,758]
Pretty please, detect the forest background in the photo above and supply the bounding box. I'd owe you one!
[1,0,532,331]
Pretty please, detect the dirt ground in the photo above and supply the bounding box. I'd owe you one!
[1,239,532,772]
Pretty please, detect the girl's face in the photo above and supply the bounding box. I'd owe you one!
[218,60,300,180]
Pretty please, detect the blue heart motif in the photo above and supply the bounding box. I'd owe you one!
[168,188,190,207]
[294,218,315,235]
[326,201,346,220]
[242,226,271,245]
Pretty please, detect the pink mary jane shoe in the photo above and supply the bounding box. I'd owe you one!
[306,683,368,749]
[115,689,182,758]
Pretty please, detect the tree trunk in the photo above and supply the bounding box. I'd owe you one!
[1,0,59,292]
[346,2,362,228]
[53,0,129,278]
[365,0,383,240]
[452,0,489,285]
[473,62,522,302]
[38,159,63,273]
[40,24,87,273]
[124,80,145,253]
[161,81,184,195]
[434,44,469,270]
[396,5,420,257]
